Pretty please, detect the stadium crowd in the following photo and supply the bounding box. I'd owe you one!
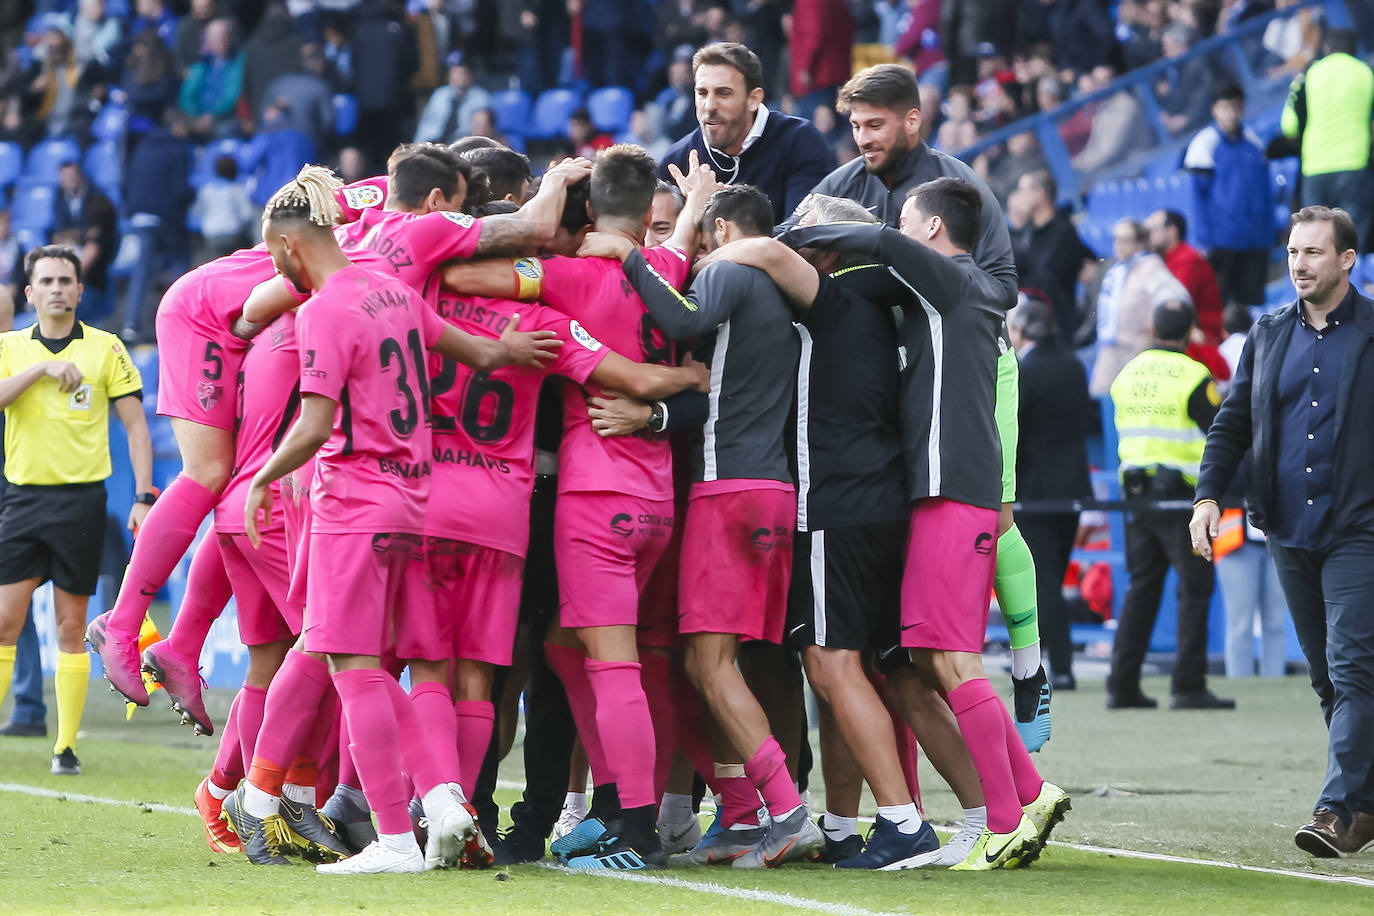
[1,0,1373,881]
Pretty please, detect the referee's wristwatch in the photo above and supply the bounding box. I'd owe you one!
[134,492,158,506]
[647,401,668,433]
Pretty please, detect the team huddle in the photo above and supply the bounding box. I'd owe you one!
[63,60,1071,876]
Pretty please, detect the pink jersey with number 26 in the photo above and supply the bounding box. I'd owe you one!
[538,248,690,501]
[296,264,448,533]
[426,295,609,556]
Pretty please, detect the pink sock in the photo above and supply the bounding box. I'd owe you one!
[315,699,341,806]
[383,675,446,796]
[235,685,267,775]
[109,474,220,635]
[948,678,1024,833]
[585,659,656,809]
[894,717,923,814]
[333,668,411,835]
[210,691,244,790]
[1001,703,1044,807]
[744,737,803,817]
[165,536,233,661]
[409,682,460,794]
[453,700,495,797]
[718,775,761,827]
[252,651,331,769]
[337,714,359,789]
[544,642,610,784]
[639,652,676,801]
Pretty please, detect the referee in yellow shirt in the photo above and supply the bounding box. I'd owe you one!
[0,246,154,775]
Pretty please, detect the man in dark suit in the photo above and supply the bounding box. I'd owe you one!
[51,160,117,322]
[1008,294,1093,690]
[1192,205,1374,859]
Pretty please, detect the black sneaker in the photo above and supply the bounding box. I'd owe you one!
[813,816,863,863]
[835,817,940,869]
[566,827,667,870]
[220,786,292,865]
[279,794,350,862]
[1106,689,1158,709]
[50,747,81,775]
[493,824,548,865]
[1012,665,1052,752]
[1,720,47,737]
[1169,689,1236,710]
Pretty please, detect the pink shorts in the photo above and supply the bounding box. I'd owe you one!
[637,507,683,649]
[556,493,675,630]
[217,528,299,645]
[303,531,425,657]
[900,497,999,653]
[425,539,524,666]
[154,284,248,431]
[678,489,795,644]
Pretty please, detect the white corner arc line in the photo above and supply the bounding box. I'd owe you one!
[540,864,909,916]
[0,782,198,817]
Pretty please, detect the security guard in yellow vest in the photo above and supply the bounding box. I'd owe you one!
[0,246,154,777]
[1105,300,1234,712]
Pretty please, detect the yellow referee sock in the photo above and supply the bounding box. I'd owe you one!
[54,651,90,755]
[0,644,15,708]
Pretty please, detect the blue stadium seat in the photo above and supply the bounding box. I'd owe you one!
[0,141,22,189]
[11,181,55,232]
[489,89,532,137]
[92,104,129,144]
[333,94,358,137]
[586,86,634,134]
[23,137,82,184]
[191,138,244,188]
[84,142,122,194]
[528,88,584,140]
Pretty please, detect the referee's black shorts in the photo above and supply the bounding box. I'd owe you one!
[0,481,107,596]
[787,518,907,653]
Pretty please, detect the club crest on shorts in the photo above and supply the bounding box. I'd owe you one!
[569,319,603,352]
[974,531,995,556]
[610,513,634,537]
[197,381,223,411]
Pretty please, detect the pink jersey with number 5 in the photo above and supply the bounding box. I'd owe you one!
[296,264,449,533]
[426,295,609,555]
[538,248,690,501]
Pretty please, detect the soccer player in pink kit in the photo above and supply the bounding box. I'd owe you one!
[232,172,562,875]
[444,145,713,870]
[423,288,709,812]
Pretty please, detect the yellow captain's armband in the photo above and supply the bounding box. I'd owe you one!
[514,258,543,299]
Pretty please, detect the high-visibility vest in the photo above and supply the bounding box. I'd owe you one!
[1110,348,1216,488]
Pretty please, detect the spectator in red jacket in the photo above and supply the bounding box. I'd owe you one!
[788,0,854,120]
[1147,208,1224,343]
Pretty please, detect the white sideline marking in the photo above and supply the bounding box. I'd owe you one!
[0,782,198,817]
[3,782,1371,892]
[541,864,909,916]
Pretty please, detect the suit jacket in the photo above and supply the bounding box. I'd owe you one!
[1196,290,1374,536]
[1016,340,1093,502]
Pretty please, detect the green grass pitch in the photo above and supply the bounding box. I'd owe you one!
[3,674,1372,914]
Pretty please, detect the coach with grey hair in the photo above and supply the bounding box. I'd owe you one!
[1008,295,1093,690]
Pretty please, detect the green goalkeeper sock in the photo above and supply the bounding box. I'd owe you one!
[995,523,1041,679]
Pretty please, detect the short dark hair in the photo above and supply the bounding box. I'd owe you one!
[1222,302,1253,336]
[1325,28,1357,57]
[907,177,982,251]
[691,42,764,93]
[1291,205,1358,261]
[449,135,502,156]
[462,146,532,207]
[477,199,520,217]
[387,143,471,208]
[589,144,659,222]
[1021,168,1056,202]
[1152,299,1196,343]
[1162,209,1187,240]
[25,245,82,285]
[570,107,592,125]
[702,185,773,238]
[1214,82,1244,105]
[837,63,919,116]
[1011,293,1055,343]
[213,154,238,181]
[560,176,593,232]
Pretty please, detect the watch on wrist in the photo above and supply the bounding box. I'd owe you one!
[134,492,157,506]
[647,401,667,433]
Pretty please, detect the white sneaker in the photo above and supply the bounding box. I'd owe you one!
[937,822,986,866]
[422,785,476,870]
[553,798,588,841]
[316,840,423,875]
